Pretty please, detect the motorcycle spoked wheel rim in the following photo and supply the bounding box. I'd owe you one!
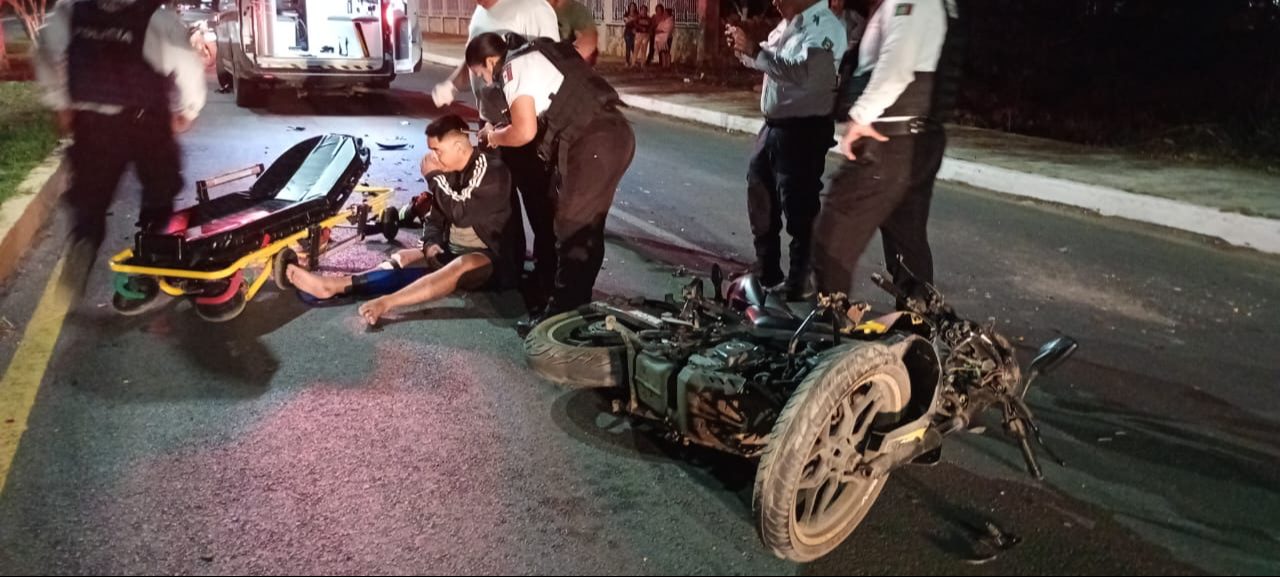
[545,311,628,348]
[790,373,902,547]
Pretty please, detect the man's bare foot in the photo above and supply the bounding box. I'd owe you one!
[286,264,347,299]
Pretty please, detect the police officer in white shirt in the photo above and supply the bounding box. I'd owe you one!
[431,0,560,113]
[465,32,635,327]
[431,0,561,308]
[34,0,207,297]
[726,0,846,301]
[813,0,962,302]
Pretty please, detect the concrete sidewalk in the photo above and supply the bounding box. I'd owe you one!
[421,34,1280,255]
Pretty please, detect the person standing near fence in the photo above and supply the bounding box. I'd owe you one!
[633,5,652,68]
[654,2,675,67]
[624,2,639,65]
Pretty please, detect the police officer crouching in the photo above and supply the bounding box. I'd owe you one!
[812,0,963,302]
[430,0,561,311]
[35,0,207,297]
[464,32,636,329]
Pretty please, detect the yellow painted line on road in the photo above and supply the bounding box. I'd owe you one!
[0,256,72,495]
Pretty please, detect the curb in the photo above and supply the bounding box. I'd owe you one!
[619,93,765,134]
[937,159,1280,254]
[0,144,69,286]
[422,49,1280,255]
[422,51,463,68]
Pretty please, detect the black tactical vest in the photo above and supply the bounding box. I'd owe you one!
[67,0,171,111]
[497,35,624,163]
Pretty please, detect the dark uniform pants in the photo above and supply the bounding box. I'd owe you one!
[478,83,558,297]
[747,116,834,287]
[501,141,557,295]
[812,127,946,297]
[547,113,636,313]
[64,109,182,282]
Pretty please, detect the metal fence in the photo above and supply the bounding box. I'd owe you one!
[421,0,466,18]
[586,0,606,21]
[666,0,697,24]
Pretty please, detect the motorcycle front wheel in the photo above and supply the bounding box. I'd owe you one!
[754,342,911,562]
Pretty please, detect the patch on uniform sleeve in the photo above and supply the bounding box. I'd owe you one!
[821,37,834,51]
[503,63,514,82]
[895,3,914,16]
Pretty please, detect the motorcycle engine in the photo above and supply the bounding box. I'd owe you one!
[676,340,776,455]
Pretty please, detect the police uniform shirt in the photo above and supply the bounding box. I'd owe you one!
[468,0,561,41]
[739,0,846,120]
[468,0,559,125]
[500,52,565,116]
[34,0,206,118]
[848,0,950,125]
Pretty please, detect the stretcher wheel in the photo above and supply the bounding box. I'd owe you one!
[380,206,400,242]
[273,247,299,291]
[111,275,164,316]
[193,285,248,323]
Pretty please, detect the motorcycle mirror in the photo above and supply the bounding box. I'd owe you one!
[683,277,705,300]
[1029,337,1078,377]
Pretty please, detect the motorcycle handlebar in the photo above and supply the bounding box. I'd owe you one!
[1019,434,1044,480]
[871,273,910,303]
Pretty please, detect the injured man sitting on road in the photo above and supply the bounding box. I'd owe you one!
[287,114,524,325]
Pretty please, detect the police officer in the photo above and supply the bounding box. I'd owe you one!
[812,0,962,301]
[726,0,846,302]
[34,0,207,296]
[431,0,561,309]
[464,32,636,327]
[431,0,561,117]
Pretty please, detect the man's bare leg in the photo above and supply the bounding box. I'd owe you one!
[286,265,352,299]
[358,252,493,324]
[287,249,429,299]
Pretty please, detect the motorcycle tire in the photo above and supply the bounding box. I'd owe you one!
[754,342,911,562]
[523,309,631,389]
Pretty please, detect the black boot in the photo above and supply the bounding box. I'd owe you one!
[516,304,559,337]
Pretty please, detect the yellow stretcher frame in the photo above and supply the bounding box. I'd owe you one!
[108,186,393,303]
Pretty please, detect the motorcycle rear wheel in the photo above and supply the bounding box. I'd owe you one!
[523,309,639,388]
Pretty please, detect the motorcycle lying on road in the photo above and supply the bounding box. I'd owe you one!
[523,265,1078,562]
